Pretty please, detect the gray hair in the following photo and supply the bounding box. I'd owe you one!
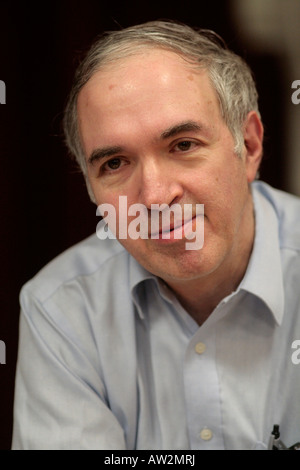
[63,20,260,197]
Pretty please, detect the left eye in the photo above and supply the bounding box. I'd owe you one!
[174,141,194,151]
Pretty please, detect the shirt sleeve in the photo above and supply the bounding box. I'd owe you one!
[12,288,127,450]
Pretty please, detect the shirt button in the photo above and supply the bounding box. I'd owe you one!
[200,428,213,441]
[195,342,206,354]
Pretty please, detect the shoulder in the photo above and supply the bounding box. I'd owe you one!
[20,234,128,306]
[252,181,300,252]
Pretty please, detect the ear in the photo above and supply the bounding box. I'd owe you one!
[243,111,264,183]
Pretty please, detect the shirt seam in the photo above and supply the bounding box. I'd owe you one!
[22,248,129,306]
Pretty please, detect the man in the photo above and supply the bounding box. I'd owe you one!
[13,20,300,450]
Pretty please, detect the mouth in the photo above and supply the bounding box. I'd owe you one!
[150,215,199,242]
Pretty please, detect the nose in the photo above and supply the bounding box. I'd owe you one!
[138,156,183,208]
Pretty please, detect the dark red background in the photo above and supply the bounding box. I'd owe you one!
[0,0,288,449]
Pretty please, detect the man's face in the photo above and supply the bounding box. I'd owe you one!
[77,49,261,285]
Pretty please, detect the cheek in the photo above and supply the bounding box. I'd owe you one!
[91,180,119,207]
[191,164,248,222]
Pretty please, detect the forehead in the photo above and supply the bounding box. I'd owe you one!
[78,48,218,108]
[77,48,222,154]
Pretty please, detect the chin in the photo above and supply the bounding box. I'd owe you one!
[143,249,213,282]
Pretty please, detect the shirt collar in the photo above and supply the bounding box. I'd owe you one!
[239,183,284,325]
[129,255,156,319]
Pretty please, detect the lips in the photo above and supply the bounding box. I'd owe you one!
[160,219,187,235]
[151,215,197,240]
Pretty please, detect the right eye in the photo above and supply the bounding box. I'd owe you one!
[103,158,122,172]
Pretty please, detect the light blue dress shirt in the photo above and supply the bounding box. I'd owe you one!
[12,181,300,450]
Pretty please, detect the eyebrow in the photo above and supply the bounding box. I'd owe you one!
[88,146,123,166]
[87,120,205,167]
[160,120,204,140]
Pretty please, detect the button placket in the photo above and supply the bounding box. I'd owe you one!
[184,328,224,449]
